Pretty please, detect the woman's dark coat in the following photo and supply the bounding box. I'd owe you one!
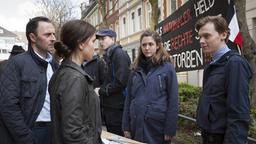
[49,59,102,144]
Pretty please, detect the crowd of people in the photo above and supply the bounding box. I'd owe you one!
[0,15,252,144]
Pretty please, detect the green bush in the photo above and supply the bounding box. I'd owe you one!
[249,107,256,138]
[176,83,202,143]
[179,83,202,100]
[178,83,201,118]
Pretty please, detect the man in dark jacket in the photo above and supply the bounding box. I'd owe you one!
[0,16,56,144]
[96,28,131,136]
[196,16,252,144]
[83,54,105,88]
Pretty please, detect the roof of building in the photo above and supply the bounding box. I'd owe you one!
[0,26,17,37]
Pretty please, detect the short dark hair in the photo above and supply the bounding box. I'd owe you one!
[195,16,230,40]
[26,16,51,44]
[54,20,96,58]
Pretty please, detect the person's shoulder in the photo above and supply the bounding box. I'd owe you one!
[158,62,176,75]
[226,50,252,73]
[162,61,175,69]
[11,51,31,62]
[113,45,130,59]
[113,45,124,53]
[57,66,86,82]
[0,53,30,75]
[227,50,248,63]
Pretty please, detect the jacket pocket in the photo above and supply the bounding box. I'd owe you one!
[157,74,167,96]
[20,77,38,120]
[21,77,38,98]
[144,106,165,134]
[208,103,217,122]
[208,101,227,125]
[196,97,211,129]
[145,106,166,122]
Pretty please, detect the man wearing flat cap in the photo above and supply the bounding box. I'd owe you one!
[9,45,26,58]
[0,45,25,74]
[96,28,131,136]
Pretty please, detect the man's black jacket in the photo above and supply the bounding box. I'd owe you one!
[0,46,57,144]
[99,44,131,109]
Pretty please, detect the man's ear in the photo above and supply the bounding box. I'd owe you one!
[221,32,228,41]
[29,33,37,43]
[111,37,116,43]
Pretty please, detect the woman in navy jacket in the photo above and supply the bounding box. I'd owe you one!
[122,30,178,143]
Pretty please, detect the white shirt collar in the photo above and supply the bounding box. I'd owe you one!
[34,51,52,63]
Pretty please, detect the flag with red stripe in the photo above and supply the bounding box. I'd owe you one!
[226,0,242,50]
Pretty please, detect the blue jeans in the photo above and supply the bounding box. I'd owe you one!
[32,123,51,144]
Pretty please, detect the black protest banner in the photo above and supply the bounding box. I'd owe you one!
[155,0,231,72]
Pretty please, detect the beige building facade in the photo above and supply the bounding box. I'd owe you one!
[246,0,256,43]
[81,0,255,87]
[81,0,201,86]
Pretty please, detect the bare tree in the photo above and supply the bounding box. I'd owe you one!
[34,0,77,39]
[234,0,256,106]
[97,0,118,28]
[96,0,157,29]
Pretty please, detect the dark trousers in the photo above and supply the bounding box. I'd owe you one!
[102,107,123,136]
[32,122,51,144]
[202,131,224,144]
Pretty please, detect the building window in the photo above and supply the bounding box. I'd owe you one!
[115,21,119,40]
[5,39,14,44]
[119,0,123,8]
[252,18,256,43]
[99,10,103,22]
[121,17,126,38]
[2,49,7,53]
[177,0,182,8]
[132,48,136,61]
[109,24,113,30]
[93,12,97,26]
[158,0,163,22]
[146,2,152,28]
[169,0,176,14]
[123,17,126,24]
[138,8,141,16]
[183,0,189,4]
[131,12,135,33]
[109,0,113,15]
[137,8,142,31]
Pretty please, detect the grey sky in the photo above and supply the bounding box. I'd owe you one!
[0,0,83,32]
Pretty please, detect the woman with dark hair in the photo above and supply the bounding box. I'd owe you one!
[48,20,102,143]
[122,30,178,143]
